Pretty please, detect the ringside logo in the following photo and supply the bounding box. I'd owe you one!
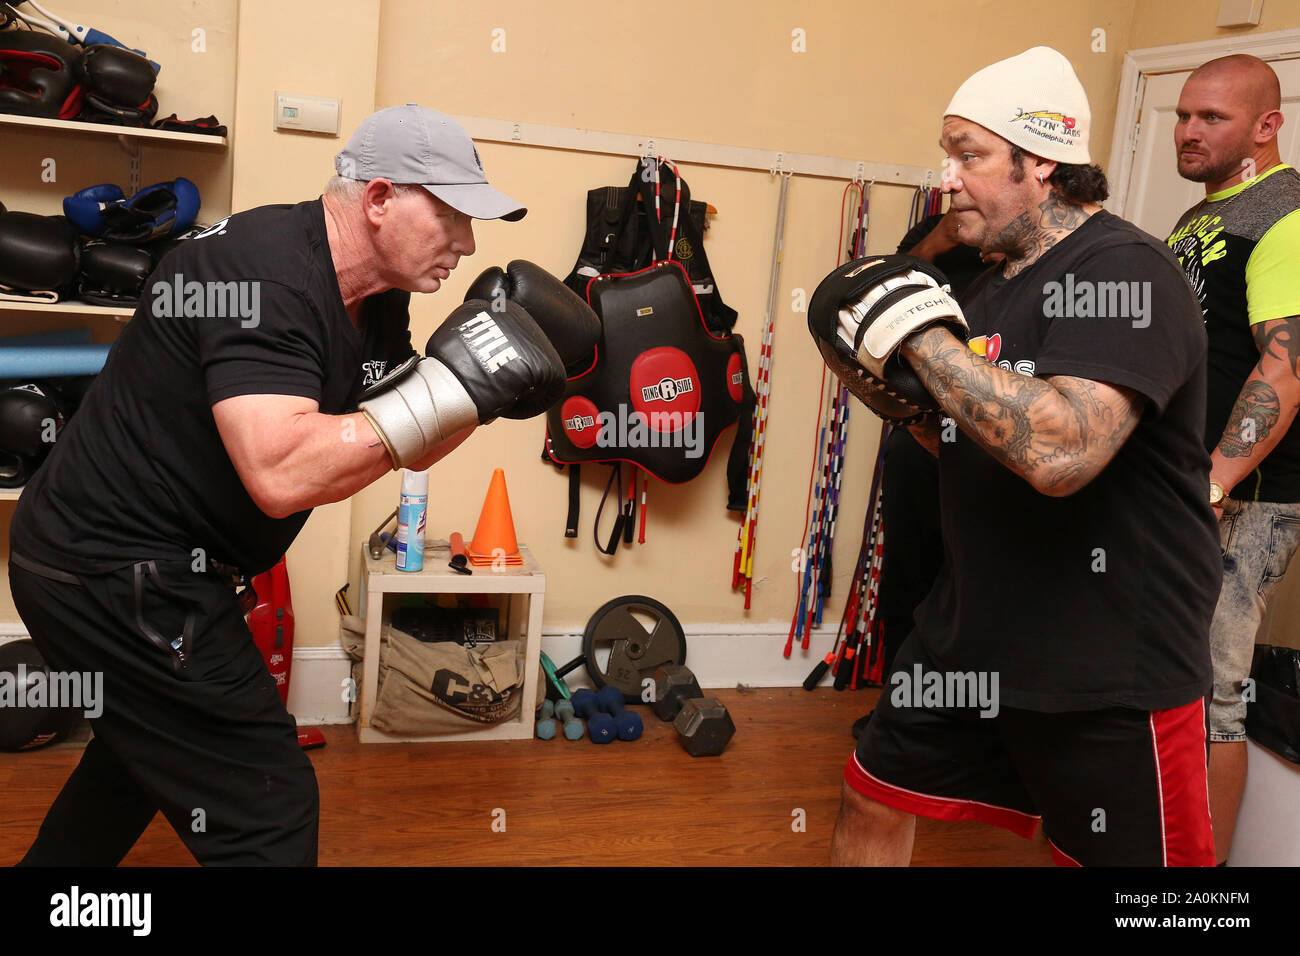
[640,376,695,404]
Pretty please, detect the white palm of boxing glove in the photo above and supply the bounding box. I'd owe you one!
[836,265,968,379]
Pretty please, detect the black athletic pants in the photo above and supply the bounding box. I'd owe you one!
[8,555,318,866]
[876,427,944,674]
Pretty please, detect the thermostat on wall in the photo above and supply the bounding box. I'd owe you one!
[274,91,341,135]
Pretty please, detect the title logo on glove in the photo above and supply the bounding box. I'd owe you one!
[458,311,520,373]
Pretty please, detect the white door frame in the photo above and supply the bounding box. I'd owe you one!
[1107,27,1300,216]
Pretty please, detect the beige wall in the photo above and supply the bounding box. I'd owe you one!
[1131,0,1300,47]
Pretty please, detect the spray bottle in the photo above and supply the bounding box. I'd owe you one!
[395,469,428,571]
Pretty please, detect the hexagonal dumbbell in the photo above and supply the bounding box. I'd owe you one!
[674,697,735,757]
[652,664,703,722]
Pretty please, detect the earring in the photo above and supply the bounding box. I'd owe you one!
[1038,172,1046,185]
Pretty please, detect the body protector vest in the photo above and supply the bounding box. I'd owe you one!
[548,161,756,522]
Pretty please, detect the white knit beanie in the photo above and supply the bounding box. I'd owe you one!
[944,46,1092,164]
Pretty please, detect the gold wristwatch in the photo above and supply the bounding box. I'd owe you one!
[1209,480,1227,506]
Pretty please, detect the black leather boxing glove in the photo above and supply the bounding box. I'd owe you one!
[808,255,969,424]
[0,30,85,119]
[76,44,157,125]
[0,213,80,297]
[0,384,63,488]
[359,300,566,469]
[79,241,155,306]
[465,260,601,374]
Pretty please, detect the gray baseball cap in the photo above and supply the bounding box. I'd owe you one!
[334,104,526,221]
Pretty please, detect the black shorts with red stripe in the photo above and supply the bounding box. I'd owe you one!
[847,635,1214,867]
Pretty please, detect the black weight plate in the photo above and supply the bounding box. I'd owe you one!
[582,595,686,703]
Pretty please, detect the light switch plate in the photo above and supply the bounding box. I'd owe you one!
[274,91,341,135]
[1217,0,1263,27]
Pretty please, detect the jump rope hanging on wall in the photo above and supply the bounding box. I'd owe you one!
[790,180,866,666]
[730,169,790,607]
[547,156,755,555]
[799,184,944,689]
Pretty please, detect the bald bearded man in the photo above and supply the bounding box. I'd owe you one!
[1166,55,1300,864]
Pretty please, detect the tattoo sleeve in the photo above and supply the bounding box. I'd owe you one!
[1214,316,1300,465]
[900,327,1144,494]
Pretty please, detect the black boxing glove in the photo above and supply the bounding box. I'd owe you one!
[79,241,155,306]
[0,213,80,298]
[466,260,601,375]
[0,30,85,119]
[809,255,968,424]
[359,300,566,469]
[76,44,157,125]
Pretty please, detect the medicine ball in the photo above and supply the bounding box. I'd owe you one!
[0,639,81,751]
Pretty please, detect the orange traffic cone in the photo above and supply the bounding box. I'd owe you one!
[467,468,523,567]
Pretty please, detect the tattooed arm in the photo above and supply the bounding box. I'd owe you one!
[1209,315,1300,507]
[898,327,1144,495]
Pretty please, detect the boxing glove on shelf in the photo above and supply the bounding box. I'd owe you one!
[0,212,80,299]
[0,30,85,119]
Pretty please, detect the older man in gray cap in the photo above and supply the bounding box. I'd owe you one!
[8,105,596,865]
[822,48,1218,866]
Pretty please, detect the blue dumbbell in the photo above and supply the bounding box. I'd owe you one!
[554,699,584,740]
[571,688,600,719]
[595,685,644,741]
[588,712,617,743]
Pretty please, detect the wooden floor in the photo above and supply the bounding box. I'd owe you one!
[0,686,1054,866]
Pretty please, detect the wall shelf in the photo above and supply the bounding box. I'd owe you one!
[0,113,227,148]
[1,299,133,320]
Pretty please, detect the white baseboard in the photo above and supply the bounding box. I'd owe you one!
[287,622,845,724]
[1,622,848,725]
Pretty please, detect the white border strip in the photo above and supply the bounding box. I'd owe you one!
[451,113,945,188]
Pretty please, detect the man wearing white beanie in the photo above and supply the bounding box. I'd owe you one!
[829,47,1219,866]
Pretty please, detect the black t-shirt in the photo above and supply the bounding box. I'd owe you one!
[912,210,1219,712]
[11,199,415,577]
